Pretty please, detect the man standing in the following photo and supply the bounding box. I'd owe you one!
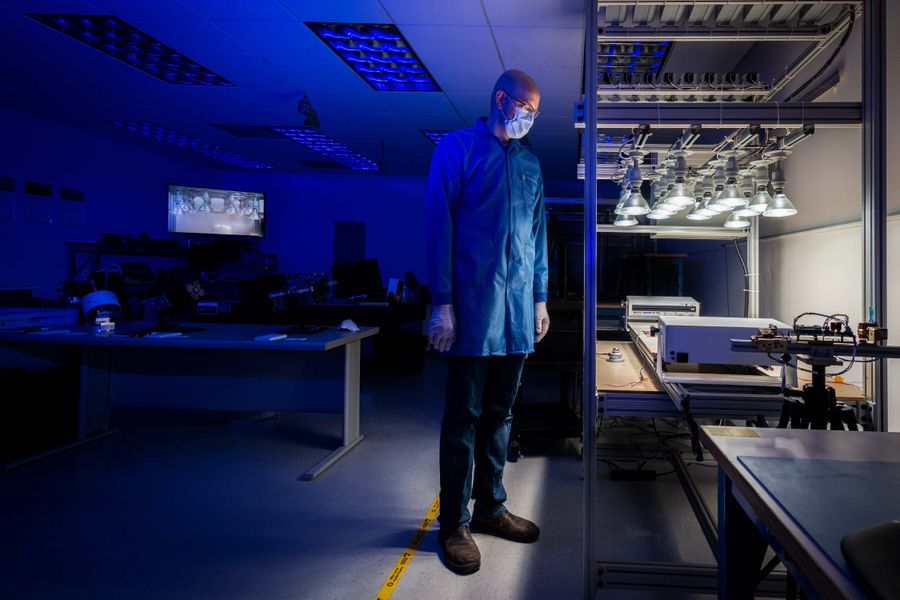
[426,69,549,574]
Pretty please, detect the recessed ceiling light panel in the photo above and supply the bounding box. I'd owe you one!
[420,129,451,145]
[110,121,271,169]
[307,22,439,92]
[29,14,233,86]
[272,127,379,171]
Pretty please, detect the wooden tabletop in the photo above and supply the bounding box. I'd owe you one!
[0,323,379,352]
[596,340,664,393]
[796,372,867,402]
[701,427,900,600]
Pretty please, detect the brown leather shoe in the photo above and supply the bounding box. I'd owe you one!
[438,525,481,574]
[471,510,540,543]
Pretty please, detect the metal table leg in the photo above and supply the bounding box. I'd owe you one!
[301,340,364,480]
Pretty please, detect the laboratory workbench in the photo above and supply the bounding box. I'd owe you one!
[701,426,899,600]
[0,322,378,479]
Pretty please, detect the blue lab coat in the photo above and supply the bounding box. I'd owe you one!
[426,118,548,356]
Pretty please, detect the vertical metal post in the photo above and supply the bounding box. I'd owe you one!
[862,0,887,431]
[582,0,599,598]
[746,219,759,319]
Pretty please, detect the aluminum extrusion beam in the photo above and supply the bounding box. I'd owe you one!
[598,89,770,98]
[575,102,861,129]
[747,218,760,318]
[599,27,834,42]
[862,0,887,431]
[599,1,852,4]
[582,0,599,598]
[763,6,857,100]
[597,225,749,239]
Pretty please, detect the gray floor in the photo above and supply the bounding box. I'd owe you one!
[0,358,723,600]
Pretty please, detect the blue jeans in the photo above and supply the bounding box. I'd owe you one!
[438,354,526,531]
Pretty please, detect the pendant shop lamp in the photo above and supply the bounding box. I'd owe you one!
[763,161,797,217]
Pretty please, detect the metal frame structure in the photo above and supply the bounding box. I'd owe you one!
[582,0,887,597]
[574,102,862,129]
[581,0,599,597]
[862,0,887,432]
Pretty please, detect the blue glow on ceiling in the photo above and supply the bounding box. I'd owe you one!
[306,23,439,92]
[597,41,671,76]
[110,121,271,169]
[271,127,379,171]
[29,14,233,86]
[420,129,451,145]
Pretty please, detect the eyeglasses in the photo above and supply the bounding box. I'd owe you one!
[502,91,540,117]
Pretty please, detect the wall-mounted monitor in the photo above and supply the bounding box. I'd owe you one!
[168,184,265,238]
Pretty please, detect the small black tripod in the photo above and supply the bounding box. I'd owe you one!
[778,357,858,430]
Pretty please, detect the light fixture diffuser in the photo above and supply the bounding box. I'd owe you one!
[307,22,439,92]
[30,14,233,86]
[420,129,451,145]
[110,121,271,169]
[272,127,379,171]
[724,212,751,228]
[613,214,638,227]
[619,190,651,216]
[763,193,797,217]
[686,202,712,220]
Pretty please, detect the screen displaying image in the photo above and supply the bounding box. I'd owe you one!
[168,184,265,237]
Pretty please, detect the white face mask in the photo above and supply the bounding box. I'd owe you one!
[502,96,536,139]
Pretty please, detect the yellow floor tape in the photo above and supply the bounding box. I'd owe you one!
[374,494,440,600]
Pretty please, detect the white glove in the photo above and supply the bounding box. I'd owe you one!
[428,304,456,353]
[535,302,550,344]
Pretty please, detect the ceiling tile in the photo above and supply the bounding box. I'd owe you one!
[399,112,468,130]
[200,58,293,89]
[270,61,374,93]
[212,19,337,63]
[492,26,583,68]
[176,0,296,20]
[0,0,101,11]
[427,63,501,94]
[87,0,199,18]
[380,92,456,115]
[277,0,390,23]
[447,92,489,117]
[124,17,258,61]
[320,111,413,132]
[258,87,396,118]
[481,0,583,28]
[399,25,499,66]
[381,0,485,26]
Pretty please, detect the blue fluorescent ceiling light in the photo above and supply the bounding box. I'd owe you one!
[272,127,379,171]
[421,129,451,145]
[598,41,671,76]
[110,121,271,169]
[29,14,233,86]
[306,22,439,92]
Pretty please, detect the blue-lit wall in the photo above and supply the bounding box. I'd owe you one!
[221,170,428,283]
[660,238,746,317]
[0,106,585,301]
[0,106,223,298]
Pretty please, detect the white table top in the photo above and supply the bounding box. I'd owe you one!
[0,322,379,352]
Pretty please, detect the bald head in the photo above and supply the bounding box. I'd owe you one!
[490,69,540,116]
